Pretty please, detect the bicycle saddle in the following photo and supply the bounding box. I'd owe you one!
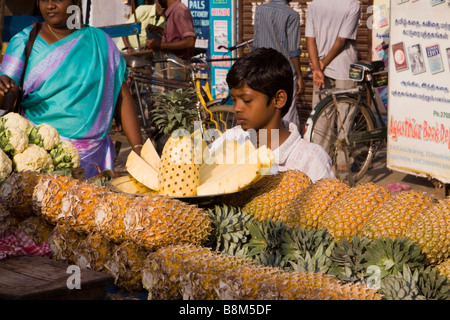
[351,61,385,73]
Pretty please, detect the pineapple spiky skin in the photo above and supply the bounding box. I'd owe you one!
[143,244,381,300]
[359,190,434,240]
[124,194,213,250]
[320,182,391,241]
[223,170,312,223]
[16,215,54,245]
[282,178,349,230]
[158,131,200,197]
[405,198,450,265]
[0,171,45,217]
[436,259,450,281]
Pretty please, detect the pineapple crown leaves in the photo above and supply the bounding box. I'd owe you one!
[150,88,199,134]
[243,219,288,267]
[417,266,450,300]
[378,264,426,300]
[280,227,334,262]
[205,204,254,256]
[362,237,426,281]
[284,242,335,274]
[328,235,372,283]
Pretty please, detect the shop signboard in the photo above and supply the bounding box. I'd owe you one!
[387,0,450,183]
[209,0,236,99]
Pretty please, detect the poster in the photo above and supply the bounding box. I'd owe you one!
[387,0,450,183]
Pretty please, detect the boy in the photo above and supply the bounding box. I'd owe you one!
[208,48,334,183]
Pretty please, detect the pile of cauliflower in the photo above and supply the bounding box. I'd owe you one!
[0,113,81,182]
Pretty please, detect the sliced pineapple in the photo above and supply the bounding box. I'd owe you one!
[126,150,159,191]
[109,175,153,195]
[140,138,161,171]
[197,148,263,196]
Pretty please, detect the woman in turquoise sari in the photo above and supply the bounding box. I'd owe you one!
[0,0,143,178]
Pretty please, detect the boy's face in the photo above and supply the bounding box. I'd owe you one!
[230,83,283,131]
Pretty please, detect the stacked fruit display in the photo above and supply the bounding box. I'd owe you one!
[1,90,449,300]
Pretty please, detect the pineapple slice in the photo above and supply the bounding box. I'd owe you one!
[109,175,153,195]
[200,140,256,184]
[197,148,262,196]
[126,150,159,191]
[141,138,161,171]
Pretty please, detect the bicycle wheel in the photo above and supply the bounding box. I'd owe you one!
[204,104,236,133]
[305,94,378,185]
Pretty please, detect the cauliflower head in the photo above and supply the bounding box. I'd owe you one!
[13,144,54,173]
[50,140,81,169]
[29,123,61,151]
[0,126,29,155]
[1,113,34,134]
[0,148,12,182]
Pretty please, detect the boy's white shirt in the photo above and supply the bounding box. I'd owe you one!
[207,121,335,183]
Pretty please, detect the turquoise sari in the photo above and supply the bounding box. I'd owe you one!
[1,25,127,178]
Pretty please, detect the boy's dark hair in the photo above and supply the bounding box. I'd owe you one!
[226,47,294,117]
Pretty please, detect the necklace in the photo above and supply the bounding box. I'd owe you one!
[47,24,61,41]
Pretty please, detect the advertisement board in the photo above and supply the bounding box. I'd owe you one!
[387,0,450,183]
[209,0,236,99]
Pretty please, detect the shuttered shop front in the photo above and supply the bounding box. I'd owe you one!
[238,0,374,131]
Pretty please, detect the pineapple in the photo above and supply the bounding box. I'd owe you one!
[142,244,381,300]
[46,222,85,263]
[436,258,450,281]
[282,178,349,230]
[123,193,213,250]
[150,88,200,197]
[74,231,114,272]
[16,215,54,245]
[320,182,391,241]
[0,171,45,217]
[223,170,312,223]
[359,190,434,240]
[404,198,450,265]
[159,129,200,196]
[104,240,150,292]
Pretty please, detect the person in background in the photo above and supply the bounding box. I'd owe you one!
[252,0,305,128]
[208,48,334,183]
[145,0,196,84]
[116,0,166,53]
[0,0,143,179]
[305,0,361,171]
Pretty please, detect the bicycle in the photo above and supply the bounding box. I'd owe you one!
[303,60,387,186]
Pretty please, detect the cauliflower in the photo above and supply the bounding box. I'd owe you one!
[1,113,34,135]
[49,140,81,169]
[0,148,12,182]
[13,144,54,173]
[29,123,60,151]
[0,126,29,155]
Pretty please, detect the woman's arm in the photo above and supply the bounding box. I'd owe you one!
[116,82,143,155]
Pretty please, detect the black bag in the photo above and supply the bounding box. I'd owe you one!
[1,22,42,115]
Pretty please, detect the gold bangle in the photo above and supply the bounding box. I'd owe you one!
[132,144,143,149]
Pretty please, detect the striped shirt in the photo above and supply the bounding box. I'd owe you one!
[253,0,302,73]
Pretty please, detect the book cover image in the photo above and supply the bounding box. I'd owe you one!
[430,0,444,6]
[392,42,409,72]
[407,44,426,75]
[425,44,445,74]
[374,4,389,28]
